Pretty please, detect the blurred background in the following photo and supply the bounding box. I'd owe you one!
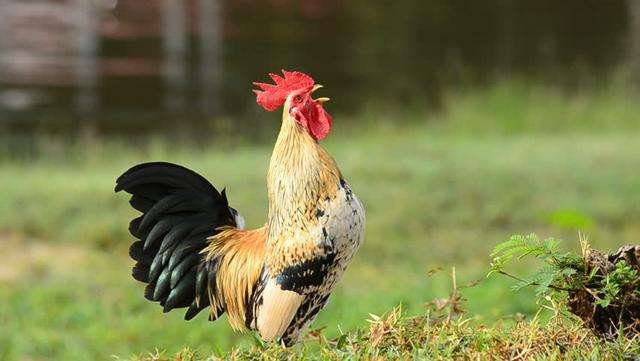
[1,0,637,141]
[1,0,640,360]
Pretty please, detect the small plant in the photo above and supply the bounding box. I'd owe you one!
[595,261,639,308]
[490,233,640,339]
[489,234,583,297]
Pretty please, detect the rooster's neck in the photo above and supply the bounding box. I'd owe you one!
[266,108,341,236]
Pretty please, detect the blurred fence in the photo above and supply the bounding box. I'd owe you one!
[0,0,637,137]
[0,0,223,136]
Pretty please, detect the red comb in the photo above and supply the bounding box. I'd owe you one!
[253,70,315,111]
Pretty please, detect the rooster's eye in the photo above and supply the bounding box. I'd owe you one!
[294,95,302,103]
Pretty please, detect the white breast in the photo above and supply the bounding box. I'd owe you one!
[274,180,365,345]
[253,180,365,345]
[319,180,365,280]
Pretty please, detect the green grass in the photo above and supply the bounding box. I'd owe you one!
[433,80,640,135]
[2,83,640,360]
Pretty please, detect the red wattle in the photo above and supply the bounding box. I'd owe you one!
[308,103,332,140]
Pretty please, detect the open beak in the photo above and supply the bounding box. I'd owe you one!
[311,84,330,103]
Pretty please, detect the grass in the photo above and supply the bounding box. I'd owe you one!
[2,82,640,360]
[432,80,640,135]
[127,308,640,360]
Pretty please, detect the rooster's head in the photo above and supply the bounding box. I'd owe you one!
[253,70,332,141]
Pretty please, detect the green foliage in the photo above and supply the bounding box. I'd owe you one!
[490,233,640,340]
[490,234,640,307]
[596,261,639,308]
[489,234,582,296]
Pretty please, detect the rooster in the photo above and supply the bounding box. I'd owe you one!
[115,70,365,346]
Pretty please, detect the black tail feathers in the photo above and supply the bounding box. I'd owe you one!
[116,162,236,320]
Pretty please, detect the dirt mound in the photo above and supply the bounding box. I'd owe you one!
[568,245,640,339]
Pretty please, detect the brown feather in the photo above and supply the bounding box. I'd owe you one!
[203,226,267,330]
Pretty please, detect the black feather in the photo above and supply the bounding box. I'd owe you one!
[116,163,222,199]
[127,183,170,201]
[162,242,179,265]
[130,194,155,212]
[144,215,181,250]
[149,249,168,281]
[129,217,143,238]
[158,219,203,254]
[129,241,144,262]
[167,234,205,270]
[144,282,156,301]
[170,254,200,288]
[116,162,236,320]
[185,222,216,239]
[164,268,197,311]
[195,265,209,300]
[138,193,195,231]
[116,174,185,193]
[154,267,172,301]
[132,264,149,282]
[185,299,209,321]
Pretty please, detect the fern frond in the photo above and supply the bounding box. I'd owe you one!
[490,234,582,296]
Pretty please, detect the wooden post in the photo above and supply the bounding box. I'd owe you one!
[497,0,515,78]
[630,0,640,88]
[199,0,222,116]
[0,0,6,123]
[162,0,188,113]
[73,0,99,140]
